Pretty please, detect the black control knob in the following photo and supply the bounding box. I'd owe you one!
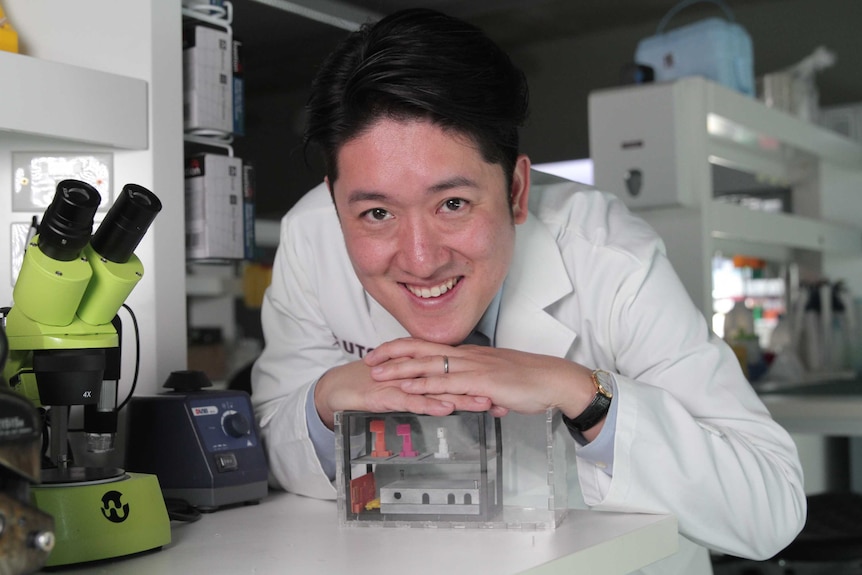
[221,410,251,438]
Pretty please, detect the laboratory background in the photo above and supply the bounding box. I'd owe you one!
[0,0,861,574]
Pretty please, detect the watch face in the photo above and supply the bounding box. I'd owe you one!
[593,370,614,398]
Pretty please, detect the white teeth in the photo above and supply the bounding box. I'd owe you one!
[407,278,456,298]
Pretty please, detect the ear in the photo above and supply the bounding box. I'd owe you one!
[510,155,531,224]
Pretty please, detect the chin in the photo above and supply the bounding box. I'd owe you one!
[406,324,466,346]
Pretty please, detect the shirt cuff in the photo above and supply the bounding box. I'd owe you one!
[305,381,337,480]
[569,378,619,476]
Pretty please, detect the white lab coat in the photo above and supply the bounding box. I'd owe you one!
[252,178,806,575]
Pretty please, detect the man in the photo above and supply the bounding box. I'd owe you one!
[251,8,805,574]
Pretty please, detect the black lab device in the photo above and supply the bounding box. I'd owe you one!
[125,370,268,511]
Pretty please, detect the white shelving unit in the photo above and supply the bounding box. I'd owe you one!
[589,77,862,320]
[0,51,147,149]
[181,3,240,361]
[0,0,187,400]
[0,50,149,309]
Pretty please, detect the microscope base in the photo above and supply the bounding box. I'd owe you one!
[31,471,171,567]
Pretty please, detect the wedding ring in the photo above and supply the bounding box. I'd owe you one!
[443,355,449,374]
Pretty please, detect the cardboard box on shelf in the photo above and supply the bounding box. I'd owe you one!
[185,153,245,260]
[183,24,233,134]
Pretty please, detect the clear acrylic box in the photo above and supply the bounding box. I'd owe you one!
[335,409,568,529]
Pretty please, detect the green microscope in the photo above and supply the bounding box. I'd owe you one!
[3,179,171,567]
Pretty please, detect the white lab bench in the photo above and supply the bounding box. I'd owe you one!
[758,378,862,493]
[58,491,678,575]
[758,379,862,436]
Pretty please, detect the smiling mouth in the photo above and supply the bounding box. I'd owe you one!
[404,277,460,299]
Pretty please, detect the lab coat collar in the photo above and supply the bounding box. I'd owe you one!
[496,214,576,357]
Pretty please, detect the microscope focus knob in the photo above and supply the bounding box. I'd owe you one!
[221,410,251,438]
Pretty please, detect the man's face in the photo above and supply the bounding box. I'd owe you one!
[330,118,530,345]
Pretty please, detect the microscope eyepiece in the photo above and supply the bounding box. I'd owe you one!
[38,180,101,262]
[91,183,163,264]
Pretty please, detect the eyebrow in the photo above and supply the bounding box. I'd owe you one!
[428,176,478,193]
[346,176,479,205]
[346,190,388,204]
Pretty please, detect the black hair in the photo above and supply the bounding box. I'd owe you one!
[303,8,529,186]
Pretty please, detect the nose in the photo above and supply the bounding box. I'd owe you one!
[395,215,447,278]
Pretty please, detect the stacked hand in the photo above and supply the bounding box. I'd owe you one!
[314,338,598,437]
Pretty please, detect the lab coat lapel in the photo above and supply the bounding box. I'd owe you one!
[496,215,576,358]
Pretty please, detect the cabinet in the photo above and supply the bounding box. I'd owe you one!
[589,77,862,323]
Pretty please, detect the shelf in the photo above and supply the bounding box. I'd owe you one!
[704,79,862,170]
[352,452,486,465]
[0,51,148,149]
[710,201,862,255]
[186,274,242,297]
[589,77,862,319]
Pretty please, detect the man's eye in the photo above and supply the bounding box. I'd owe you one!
[442,198,466,212]
[362,208,392,221]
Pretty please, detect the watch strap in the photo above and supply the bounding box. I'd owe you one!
[563,370,613,433]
